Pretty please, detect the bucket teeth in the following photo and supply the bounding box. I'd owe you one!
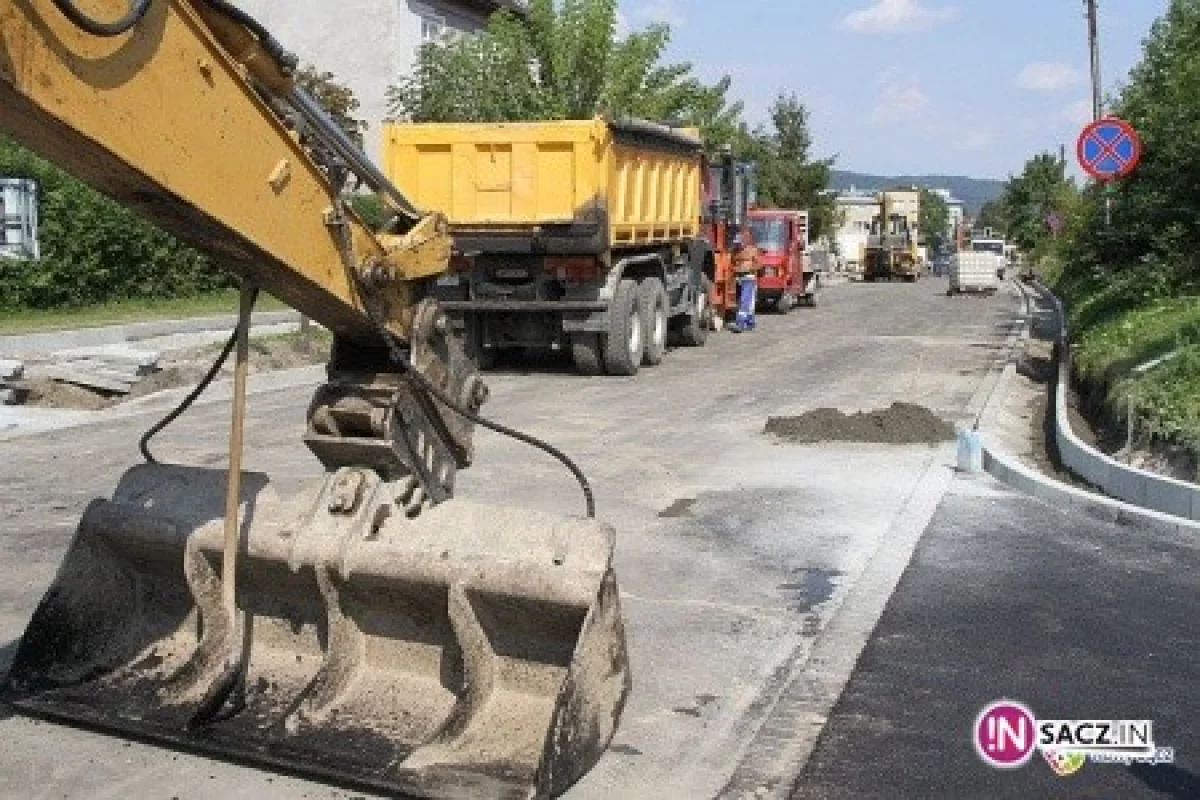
[1,464,630,798]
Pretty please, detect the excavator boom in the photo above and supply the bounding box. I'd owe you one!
[0,3,629,797]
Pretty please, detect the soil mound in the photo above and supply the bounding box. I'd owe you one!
[765,402,955,445]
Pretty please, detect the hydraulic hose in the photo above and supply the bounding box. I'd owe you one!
[194,0,297,73]
[51,0,152,37]
[139,289,259,464]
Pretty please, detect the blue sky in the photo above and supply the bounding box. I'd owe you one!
[616,1,1169,179]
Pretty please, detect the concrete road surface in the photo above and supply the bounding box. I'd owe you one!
[0,280,1024,799]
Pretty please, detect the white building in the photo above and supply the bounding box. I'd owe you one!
[234,1,523,161]
[831,190,879,270]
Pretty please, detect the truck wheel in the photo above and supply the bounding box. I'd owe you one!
[676,277,711,347]
[603,278,643,376]
[571,334,603,375]
[637,278,668,366]
[775,292,792,315]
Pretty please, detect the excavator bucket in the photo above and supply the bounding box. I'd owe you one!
[1,464,630,799]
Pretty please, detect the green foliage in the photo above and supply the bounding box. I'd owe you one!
[1047,0,1200,450]
[918,188,949,252]
[998,152,1077,256]
[0,135,226,309]
[734,93,835,238]
[975,199,1005,234]
[295,64,369,145]
[387,0,742,144]
[0,65,374,311]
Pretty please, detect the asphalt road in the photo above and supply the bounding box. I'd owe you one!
[793,475,1200,800]
[0,278,1027,799]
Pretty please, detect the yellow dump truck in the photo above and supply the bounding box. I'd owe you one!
[384,118,714,375]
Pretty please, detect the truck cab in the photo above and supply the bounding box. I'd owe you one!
[747,209,816,310]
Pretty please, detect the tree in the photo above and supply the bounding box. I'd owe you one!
[0,134,225,309]
[919,188,950,253]
[738,93,835,238]
[1057,0,1200,304]
[295,64,369,145]
[387,0,742,144]
[975,200,1005,235]
[999,152,1076,255]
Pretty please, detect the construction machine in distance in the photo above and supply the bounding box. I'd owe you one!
[747,208,815,311]
[704,149,758,325]
[862,190,921,283]
[0,2,629,798]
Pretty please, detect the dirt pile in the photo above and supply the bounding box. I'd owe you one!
[20,332,330,410]
[23,377,118,410]
[765,402,955,445]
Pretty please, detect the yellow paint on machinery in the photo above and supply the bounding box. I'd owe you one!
[0,3,629,797]
[0,0,431,342]
[383,118,702,247]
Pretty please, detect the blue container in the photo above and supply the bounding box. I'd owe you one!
[957,427,983,473]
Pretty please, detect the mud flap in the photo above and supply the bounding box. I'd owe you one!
[1,464,630,799]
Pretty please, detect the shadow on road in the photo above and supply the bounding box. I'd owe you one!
[0,638,17,721]
[1128,762,1200,799]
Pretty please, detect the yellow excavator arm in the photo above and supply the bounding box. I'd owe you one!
[0,0,446,342]
[0,3,629,797]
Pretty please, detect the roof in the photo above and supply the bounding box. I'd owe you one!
[455,0,526,17]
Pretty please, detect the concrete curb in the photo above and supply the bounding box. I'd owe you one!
[978,279,1200,531]
[0,310,301,357]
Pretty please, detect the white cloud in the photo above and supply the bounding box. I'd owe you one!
[1061,99,1094,126]
[870,73,930,124]
[632,0,685,28]
[1016,62,1083,91]
[840,0,958,34]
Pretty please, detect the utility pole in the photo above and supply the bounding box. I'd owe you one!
[1085,0,1103,122]
[1085,0,1112,225]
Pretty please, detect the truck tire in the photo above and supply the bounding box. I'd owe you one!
[637,278,668,366]
[603,278,643,376]
[676,277,711,347]
[775,292,792,315]
[571,333,603,375]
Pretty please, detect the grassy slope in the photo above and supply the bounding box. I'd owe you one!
[1061,284,1200,450]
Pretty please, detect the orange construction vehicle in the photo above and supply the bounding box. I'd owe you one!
[747,208,816,311]
[702,149,757,326]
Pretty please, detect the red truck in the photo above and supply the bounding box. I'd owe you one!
[747,209,816,311]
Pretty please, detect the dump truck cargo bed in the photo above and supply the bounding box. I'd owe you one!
[383,118,703,252]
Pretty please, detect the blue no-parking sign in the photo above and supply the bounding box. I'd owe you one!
[1076,117,1142,182]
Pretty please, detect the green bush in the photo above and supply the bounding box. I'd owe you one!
[0,134,229,310]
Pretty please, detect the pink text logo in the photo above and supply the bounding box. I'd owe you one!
[974,700,1037,769]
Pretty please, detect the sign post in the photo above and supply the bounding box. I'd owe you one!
[1076,117,1142,226]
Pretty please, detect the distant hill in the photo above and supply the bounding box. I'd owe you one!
[829,170,1006,216]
